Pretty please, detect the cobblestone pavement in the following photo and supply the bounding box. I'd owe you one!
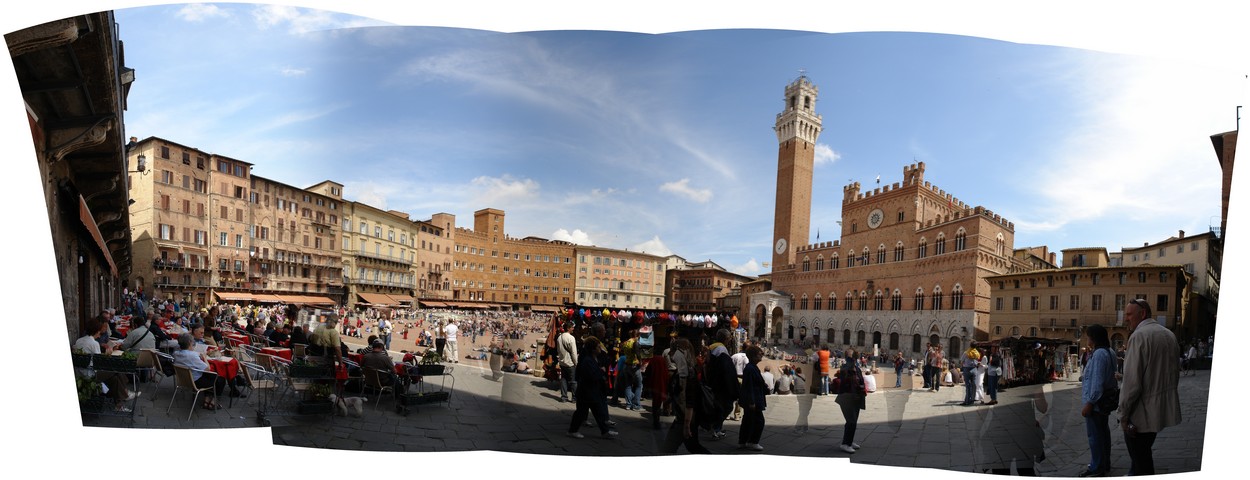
[91,362,1209,476]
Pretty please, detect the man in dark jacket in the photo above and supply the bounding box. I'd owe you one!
[705,328,739,439]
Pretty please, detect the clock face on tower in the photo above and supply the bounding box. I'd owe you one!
[775,238,788,255]
[867,208,885,229]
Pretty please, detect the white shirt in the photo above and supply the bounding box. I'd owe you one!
[761,370,775,392]
[731,352,748,376]
[443,323,458,342]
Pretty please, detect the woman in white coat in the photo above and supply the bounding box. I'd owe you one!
[974,348,988,403]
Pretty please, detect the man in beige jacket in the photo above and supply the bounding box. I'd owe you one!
[1118,298,1181,476]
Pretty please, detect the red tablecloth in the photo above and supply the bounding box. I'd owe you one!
[347,353,363,364]
[224,334,249,346]
[207,357,238,381]
[261,347,292,361]
[116,324,130,337]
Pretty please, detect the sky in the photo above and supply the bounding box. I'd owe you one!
[93,4,1246,277]
[3,1,1248,479]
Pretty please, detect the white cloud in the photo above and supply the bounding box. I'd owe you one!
[814,143,841,166]
[280,67,309,77]
[469,175,541,205]
[551,229,595,245]
[1017,53,1237,234]
[659,178,713,203]
[176,4,229,22]
[250,4,386,35]
[632,236,672,256]
[728,258,765,276]
[255,104,348,133]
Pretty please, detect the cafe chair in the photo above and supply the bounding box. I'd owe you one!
[136,349,167,399]
[240,362,277,406]
[292,343,307,360]
[168,365,219,422]
[362,367,396,411]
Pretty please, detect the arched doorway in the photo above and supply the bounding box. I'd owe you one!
[912,334,922,353]
[827,328,836,347]
[889,332,900,351]
[949,336,962,357]
[856,330,866,347]
[929,334,940,349]
[771,307,785,339]
[872,331,882,350]
[843,329,851,346]
[754,304,766,338]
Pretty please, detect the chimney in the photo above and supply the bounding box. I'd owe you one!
[1179,230,1185,239]
[1144,242,1149,247]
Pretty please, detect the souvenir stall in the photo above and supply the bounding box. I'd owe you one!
[973,336,1075,388]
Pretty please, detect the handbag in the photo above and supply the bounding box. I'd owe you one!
[1095,347,1119,413]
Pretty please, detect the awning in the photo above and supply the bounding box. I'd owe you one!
[252,294,283,303]
[390,295,416,304]
[214,291,254,302]
[78,195,118,277]
[419,300,446,308]
[358,292,398,306]
[530,305,559,313]
[301,295,336,306]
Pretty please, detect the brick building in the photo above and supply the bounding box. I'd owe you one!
[667,260,753,312]
[752,75,1031,357]
[450,209,575,312]
[988,247,1191,348]
[573,245,667,309]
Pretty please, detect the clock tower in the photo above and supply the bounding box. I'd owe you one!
[771,74,822,270]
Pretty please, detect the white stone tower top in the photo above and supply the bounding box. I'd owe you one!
[774,73,823,145]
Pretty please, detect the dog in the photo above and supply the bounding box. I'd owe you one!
[328,394,365,417]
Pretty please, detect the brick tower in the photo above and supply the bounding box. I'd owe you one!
[771,74,822,270]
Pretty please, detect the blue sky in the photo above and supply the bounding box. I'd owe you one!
[98,3,1245,277]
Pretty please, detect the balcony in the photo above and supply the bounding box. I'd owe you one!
[349,276,415,289]
[355,250,412,266]
[153,280,211,289]
[153,258,211,272]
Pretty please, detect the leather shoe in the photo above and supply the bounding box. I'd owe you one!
[1077,470,1103,477]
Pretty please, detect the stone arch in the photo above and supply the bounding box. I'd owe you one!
[771,306,785,338]
[754,304,767,338]
[887,319,902,335]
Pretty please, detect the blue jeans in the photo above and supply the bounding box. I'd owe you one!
[895,369,903,387]
[1085,411,1111,474]
[820,375,830,395]
[986,374,999,401]
[962,367,976,403]
[624,366,643,409]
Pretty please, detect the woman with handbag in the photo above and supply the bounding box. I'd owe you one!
[834,348,868,454]
[1079,324,1118,477]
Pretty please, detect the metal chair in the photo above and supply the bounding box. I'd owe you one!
[136,349,168,400]
[167,365,219,421]
[240,361,277,407]
[362,367,396,411]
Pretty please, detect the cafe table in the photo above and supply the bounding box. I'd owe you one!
[260,347,293,361]
[224,333,250,347]
[206,354,239,407]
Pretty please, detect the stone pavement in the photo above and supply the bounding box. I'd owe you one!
[89,362,1208,476]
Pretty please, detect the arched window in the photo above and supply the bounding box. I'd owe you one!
[800,294,809,310]
[827,292,837,311]
[891,289,902,310]
[894,241,905,262]
[936,233,947,255]
[843,329,851,345]
[996,233,1006,256]
[844,291,854,310]
[830,254,840,269]
[877,244,887,264]
[858,290,868,311]
[815,255,824,271]
[813,293,822,310]
[932,286,943,310]
[951,284,965,309]
[874,290,884,310]
[861,247,870,266]
[955,228,967,251]
[914,287,925,310]
[918,238,928,258]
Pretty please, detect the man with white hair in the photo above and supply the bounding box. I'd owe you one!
[1118,298,1181,476]
[443,318,459,363]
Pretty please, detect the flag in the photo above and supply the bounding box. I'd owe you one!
[875,175,881,185]
[816,228,820,240]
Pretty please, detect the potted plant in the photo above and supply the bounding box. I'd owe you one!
[419,351,445,376]
[297,382,334,414]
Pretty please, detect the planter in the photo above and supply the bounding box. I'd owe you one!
[418,364,446,376]
[297,400,334,414]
